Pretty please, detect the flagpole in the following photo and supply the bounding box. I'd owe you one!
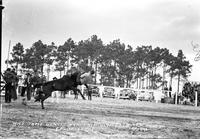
[7,40,11,69]
[0,0,5,133]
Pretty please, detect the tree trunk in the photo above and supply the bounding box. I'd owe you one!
[162,63,166,93]
[126,77,129,88]
[136,78,138,89]
[16,61,19,75]
[146,73,149,89]
[67,55,70,73]
[95,62,98,84]
[169,73,173,87]
[176,72,180,105]
[151,70,154,89]
[47,65,50,81]
[139,77,141,89]
[41,65,44,77]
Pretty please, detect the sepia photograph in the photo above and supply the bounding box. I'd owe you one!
[0,0,200,138]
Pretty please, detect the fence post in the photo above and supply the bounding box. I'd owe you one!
[195,91,198,107]
[175,92,178,105]
[81,85,85,96]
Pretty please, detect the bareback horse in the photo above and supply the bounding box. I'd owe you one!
[34,72,90,109]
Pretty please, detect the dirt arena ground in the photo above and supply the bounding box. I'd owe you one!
[0,96,200,139]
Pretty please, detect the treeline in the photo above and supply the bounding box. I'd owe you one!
[7,35,192,89]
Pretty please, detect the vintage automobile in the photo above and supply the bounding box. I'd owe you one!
[119,89,137,100]
[90,86,100,97]
[102,87,115,98]
[83,86,100,97]
[137,91,154,101]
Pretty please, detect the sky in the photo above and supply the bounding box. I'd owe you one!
[1,0,200,82]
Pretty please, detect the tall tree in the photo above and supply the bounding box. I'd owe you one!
[87,35,104,84]
[45,42,57,80]
[8,43,24,73]
[23,40,48,76]
[134,46,150,89]
[165,53,177,88]
[147,47,169,89]
[55,38,76,76]
[170,50,192,104]
[118,45,136,87]
[174,50,192,93]
[72,35,104,83]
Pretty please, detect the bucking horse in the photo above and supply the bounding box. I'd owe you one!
[34,71,93,109]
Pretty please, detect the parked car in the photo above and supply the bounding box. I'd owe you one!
[90,86,100,97]
[83,86,100,97]
[103,87,115,98]
[119,89,137,100]
[137,91,154,101]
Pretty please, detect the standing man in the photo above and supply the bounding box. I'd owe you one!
[25,73,32,101]
[51,77,60,102]
[3,68,14,103]
[11,68,18,100]
[79,70,95,100]
[98,84,104,98]
[21,73,32,105]
[17,75,23,96]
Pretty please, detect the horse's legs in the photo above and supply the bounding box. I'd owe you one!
[84,84,89,89]
[41,93,52,109]
[41,100,45,109]
[74,88,86,100]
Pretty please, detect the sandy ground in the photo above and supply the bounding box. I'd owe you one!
[0,95,200,139]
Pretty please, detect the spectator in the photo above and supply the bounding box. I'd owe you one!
[11,68,18,100]
[169,86,172,98]
[17,75,24,96]
[87,85,92,100]
[25,73,32,101]
[21,73,32,102]
[3,68,13,103]
[98,84,104,98]
[51,77,60,102]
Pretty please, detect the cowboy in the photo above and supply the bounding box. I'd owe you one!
[3,68,15,103]
[79,70,95,85]
[25,73,32,101]
[75,70,95,100]
[21,73,32,105]
[11,68,18,100]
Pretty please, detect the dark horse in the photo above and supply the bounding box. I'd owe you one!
[34,72,89,109]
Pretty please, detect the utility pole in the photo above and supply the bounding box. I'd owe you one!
[0,0,4,92]
[6,40,11,69]
[0,0,4,132]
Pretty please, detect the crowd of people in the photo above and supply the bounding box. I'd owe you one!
[1,67,44,104]
[1,66,95,104]
[2,67,18,103]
